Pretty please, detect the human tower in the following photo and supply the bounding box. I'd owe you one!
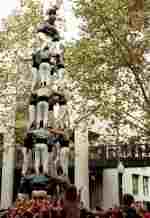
[20,1,70,196]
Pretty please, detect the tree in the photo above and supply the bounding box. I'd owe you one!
[0,0,43,144]
[0,0,42,49]
[65,0,150,143]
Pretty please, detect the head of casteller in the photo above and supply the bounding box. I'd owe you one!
[46,6,58,25]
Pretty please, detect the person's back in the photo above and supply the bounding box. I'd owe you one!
[63,200,80,218]
[62,185,80,218]
[123,206,137,218]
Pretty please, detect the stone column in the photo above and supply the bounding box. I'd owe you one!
[0,85,16,209]
[1,133,15,209]
[75,120,89,208]
[102,169,119,209]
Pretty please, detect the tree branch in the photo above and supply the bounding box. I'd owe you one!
[73,101,150,138]
[74,103,101,127]
[99,9,150,107]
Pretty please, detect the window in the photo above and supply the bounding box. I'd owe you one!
[143,176,149,196]
[132,175,139,195]
[118,173,123,205]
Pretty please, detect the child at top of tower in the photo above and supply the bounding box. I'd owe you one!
[46,12,57,25]
[46,6,58,25]
[47,6,58,16]
[37,6,60,41]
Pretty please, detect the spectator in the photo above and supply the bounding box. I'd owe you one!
[62,185,80,218]
[144,203,150,218]
[122,194,139,218]
[136,202,145,218]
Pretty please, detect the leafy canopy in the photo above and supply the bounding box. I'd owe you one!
[65,0,150,143]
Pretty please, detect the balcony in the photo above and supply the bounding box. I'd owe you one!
[88,144,150,168]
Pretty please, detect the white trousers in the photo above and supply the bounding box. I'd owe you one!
[58,68,64,80]
[55,105,69,129]
[28,105,36,130]
[48,151,57,177]
[36,101,49,128]
[53,68,64,80]
[34,143,49,175]
[22,148,32,175]
[39,62,51,85]
[31,67,39,92]
[55,142,61,166]
[60,147,69,176]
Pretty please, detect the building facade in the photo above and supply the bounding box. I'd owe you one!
[102,167,150,209]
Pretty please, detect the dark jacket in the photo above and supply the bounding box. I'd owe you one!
[122,207,139,218]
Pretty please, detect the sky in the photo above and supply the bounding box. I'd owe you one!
[64,0,80,40]
[0,0,79,40]
[0,0,18,19]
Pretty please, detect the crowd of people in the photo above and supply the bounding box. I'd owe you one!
[3,188,150,218]
[86,194,150,218]
[5,185,80,218]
